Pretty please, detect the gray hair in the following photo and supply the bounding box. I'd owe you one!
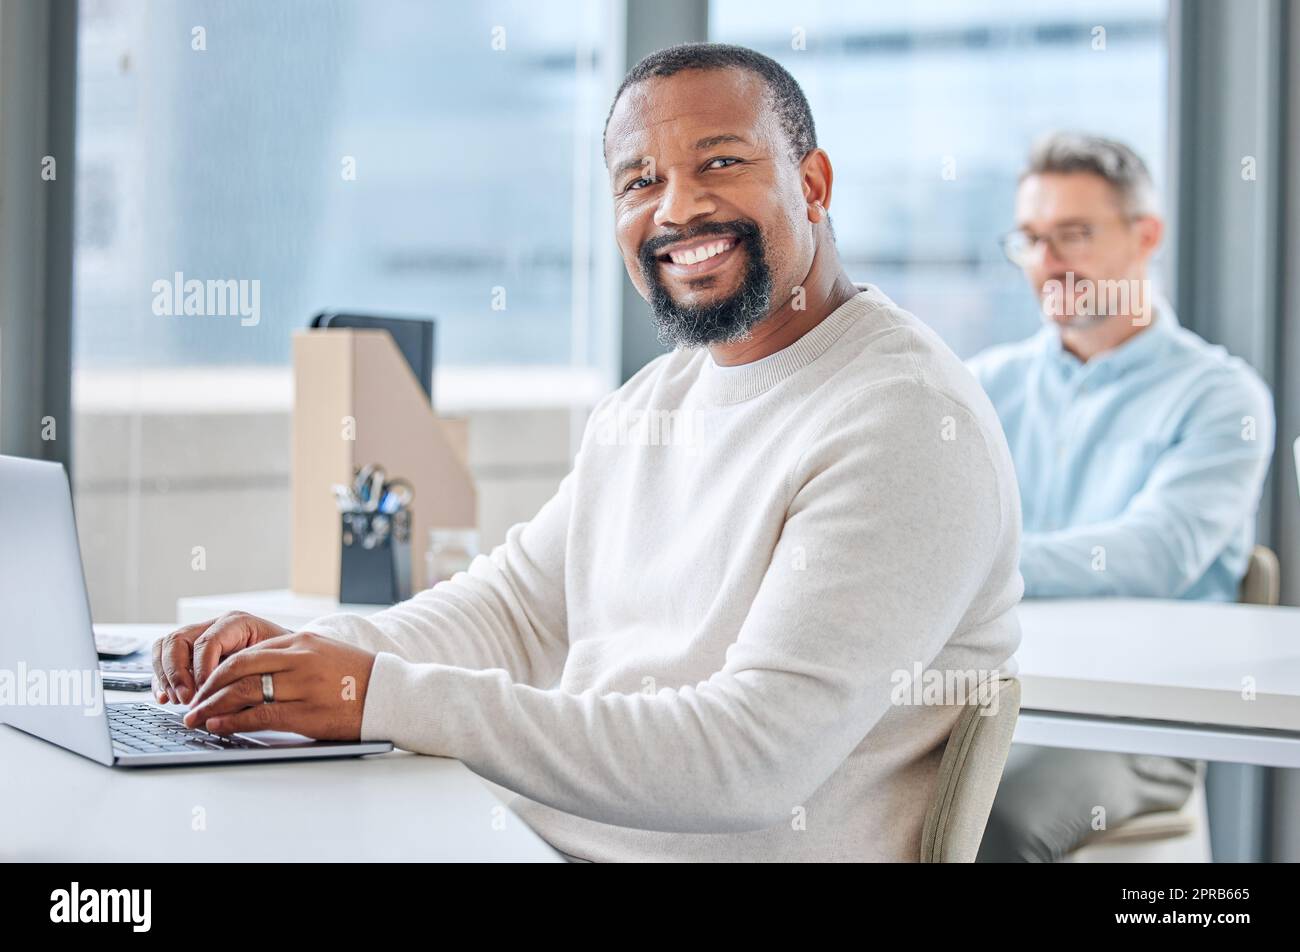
[1022,132,1160,217]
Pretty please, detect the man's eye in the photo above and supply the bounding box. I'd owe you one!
[624,177,654,192]
[706,157,741,170]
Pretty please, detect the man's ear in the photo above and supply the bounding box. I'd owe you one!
[1134,214,1163,259]
[800,148,834,223]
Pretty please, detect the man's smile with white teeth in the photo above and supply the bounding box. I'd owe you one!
[658,237,737,266]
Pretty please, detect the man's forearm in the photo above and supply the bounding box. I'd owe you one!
[303,545,568,686]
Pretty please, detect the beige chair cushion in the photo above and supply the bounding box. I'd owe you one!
[1239,544,1280,606]
[921,678,1021,863]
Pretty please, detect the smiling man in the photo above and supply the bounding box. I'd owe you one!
[153,43,1024,862]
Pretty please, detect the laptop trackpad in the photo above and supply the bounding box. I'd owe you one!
[233,730,318,747]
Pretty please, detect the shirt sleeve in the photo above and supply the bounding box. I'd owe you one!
[300,389,631,684]
[1019,371,1275,597]
[305,480,573,689]
[355,381,1015,834]
[299,382,647,688]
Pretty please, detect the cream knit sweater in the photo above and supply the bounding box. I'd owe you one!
[304,284,1023,862]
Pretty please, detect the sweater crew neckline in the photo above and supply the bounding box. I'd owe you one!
[699,284,880,405]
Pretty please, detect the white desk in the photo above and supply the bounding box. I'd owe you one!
[0,624,561,862]
[18,600,1293,858]
[1014,598,1300,767]
[176,590,388,630]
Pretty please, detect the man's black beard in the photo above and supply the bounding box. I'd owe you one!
[637,220,774,348]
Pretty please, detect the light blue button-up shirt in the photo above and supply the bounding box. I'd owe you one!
[967,302,1275,601]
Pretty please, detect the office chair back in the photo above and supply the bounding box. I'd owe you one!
[920,677,1021,863]
[1239,544,1280,607]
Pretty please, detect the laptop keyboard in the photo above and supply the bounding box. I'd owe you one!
[108,702,261,756]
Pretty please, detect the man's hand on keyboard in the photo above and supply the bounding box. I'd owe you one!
[180,630,378,741]
[153,611,290,705]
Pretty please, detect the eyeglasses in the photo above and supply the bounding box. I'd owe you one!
[998,217,1135,268]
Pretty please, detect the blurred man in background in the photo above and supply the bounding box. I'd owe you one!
[969,132,1275,862]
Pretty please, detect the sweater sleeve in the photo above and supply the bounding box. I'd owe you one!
[356,381,1013,834]
[1019,372,1275,597]
[299,465,575,690]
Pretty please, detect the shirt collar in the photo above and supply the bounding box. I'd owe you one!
[699,282,885,405]
[1038,294,1179,379]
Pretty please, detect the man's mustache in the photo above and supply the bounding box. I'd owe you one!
[1038,271,1110,327]
[638,220,761,270]
[1040,272,1090,294]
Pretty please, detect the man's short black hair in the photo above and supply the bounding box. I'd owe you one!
[603,42,817,164]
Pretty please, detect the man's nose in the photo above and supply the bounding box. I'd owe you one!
[653,177,717,229]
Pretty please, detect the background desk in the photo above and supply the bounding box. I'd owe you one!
[0,625,561,862]
[1014,598,1300,768]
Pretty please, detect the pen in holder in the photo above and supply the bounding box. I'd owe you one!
[333,464,414,605]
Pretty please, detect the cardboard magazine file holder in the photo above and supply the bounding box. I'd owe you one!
[291,328,476,600]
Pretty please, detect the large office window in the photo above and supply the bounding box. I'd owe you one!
[71,0,619,620]
[711,0,1169,358]
[75,0,617,378]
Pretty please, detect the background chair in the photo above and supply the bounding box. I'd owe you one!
[921,677,1021,862]
[1239,542,1281,607]
[1065,544,1280,863]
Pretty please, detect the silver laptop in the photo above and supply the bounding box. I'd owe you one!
[0,454,393,766]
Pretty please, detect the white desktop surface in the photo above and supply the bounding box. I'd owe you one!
[0,625,561,862]
[1016,598,1300,729]
[1014,598,1300,767]
[176,590,388,630]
